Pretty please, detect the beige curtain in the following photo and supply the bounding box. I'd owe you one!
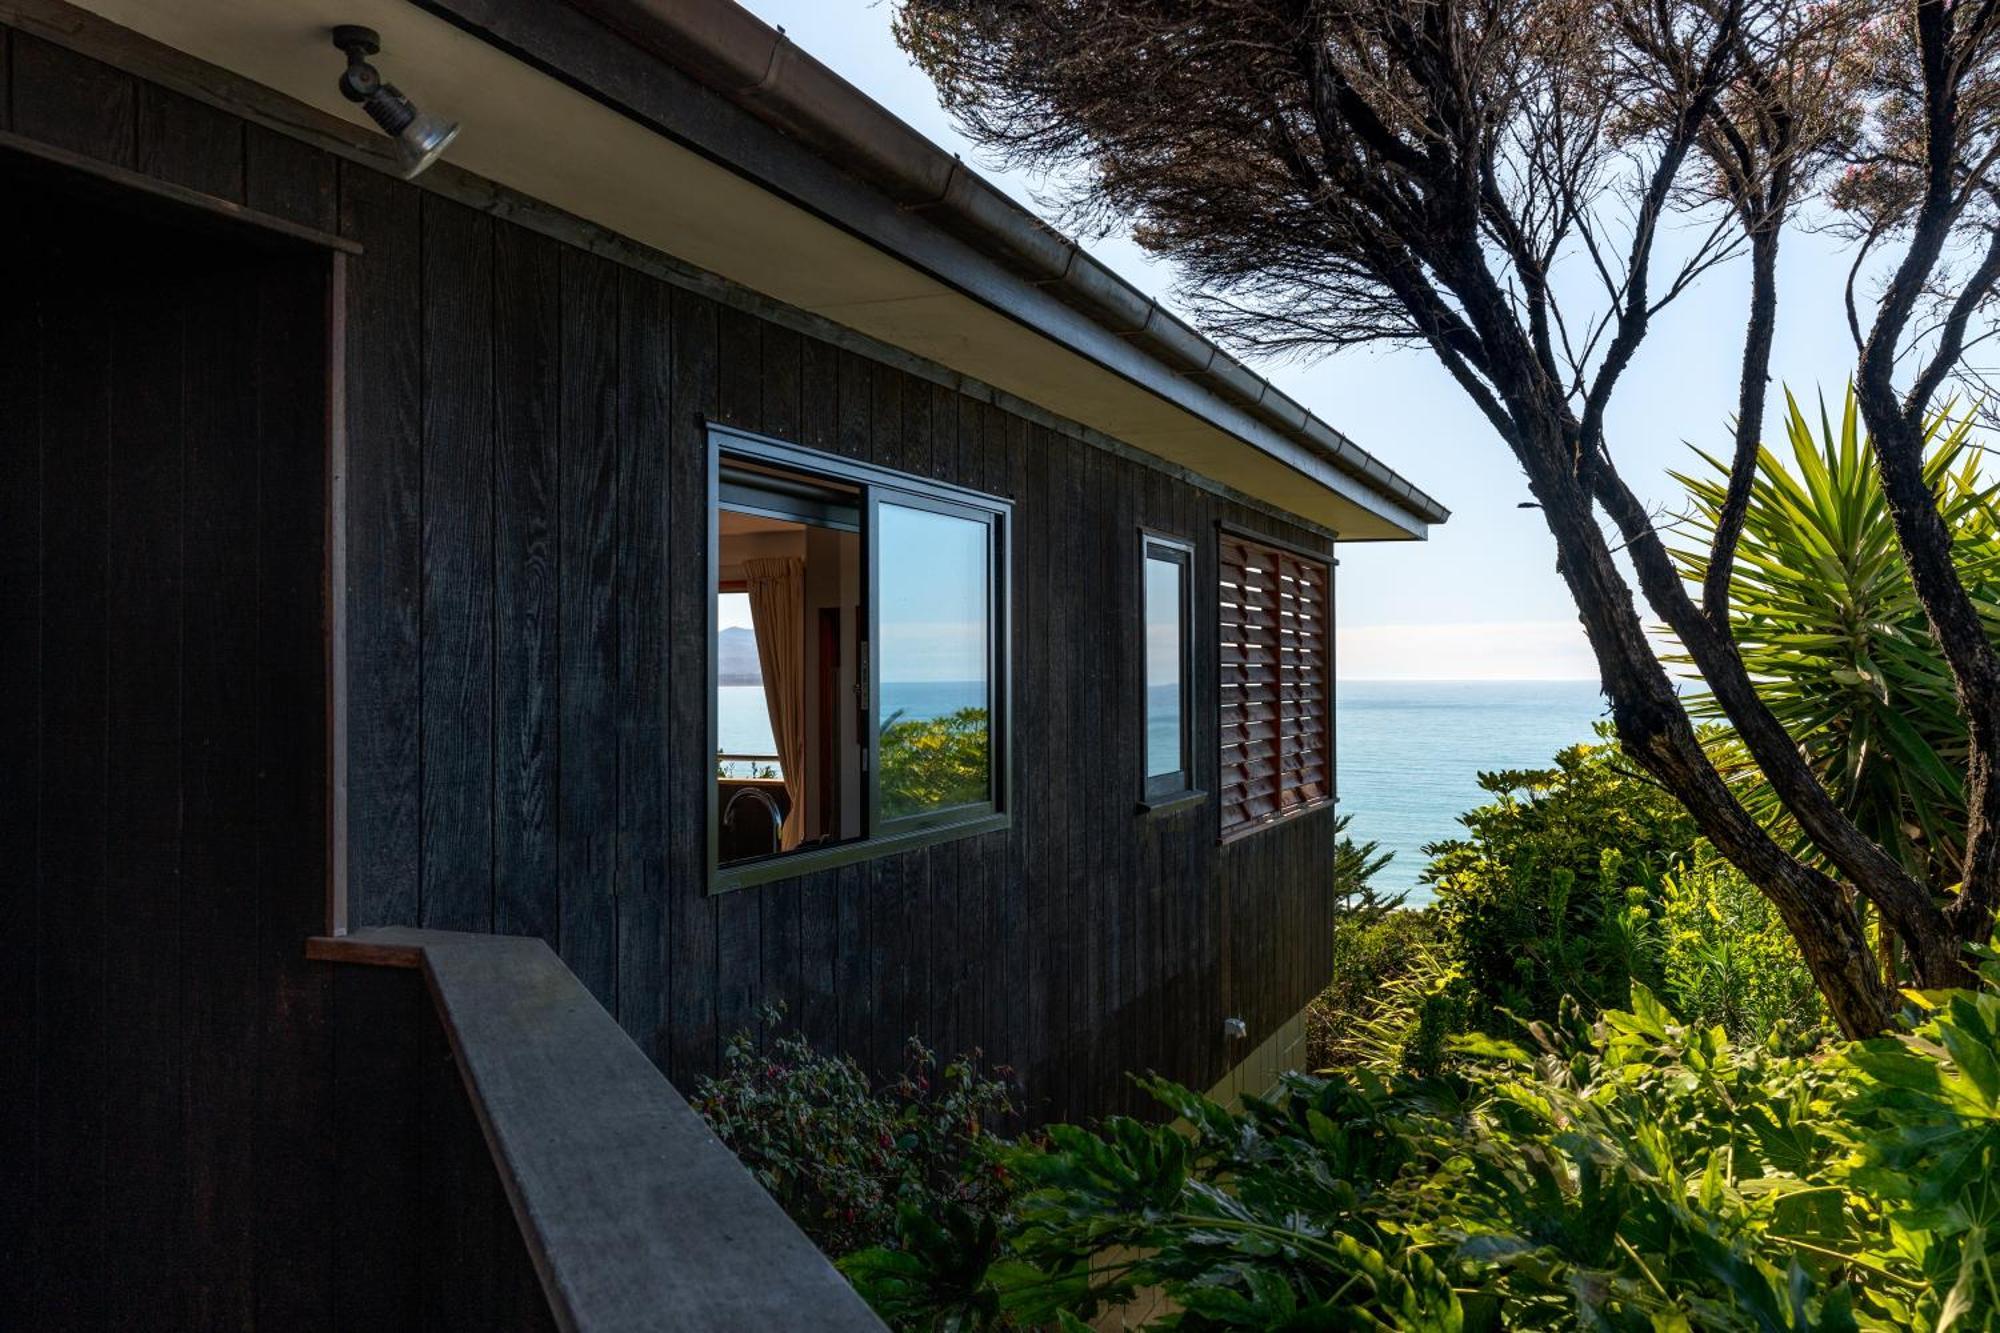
[741,556,808,850]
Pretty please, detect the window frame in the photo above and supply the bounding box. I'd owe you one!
[1136,529,1203,814]
[868,487,1008,838]
[707,423,1012,894]
[1215,523,1334,843]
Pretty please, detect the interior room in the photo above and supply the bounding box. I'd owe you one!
[715,471,863,865]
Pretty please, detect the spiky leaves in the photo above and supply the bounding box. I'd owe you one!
[1674,386,2000,893]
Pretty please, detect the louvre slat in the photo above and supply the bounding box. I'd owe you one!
[1219,533,1331,837]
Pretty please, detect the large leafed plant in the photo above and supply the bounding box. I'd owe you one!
[842,973,2000,1330]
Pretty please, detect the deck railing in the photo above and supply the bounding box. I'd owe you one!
[716,752,783,780]
[309,928,884,1332]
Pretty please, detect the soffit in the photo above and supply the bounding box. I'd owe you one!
[67,0,1430,538]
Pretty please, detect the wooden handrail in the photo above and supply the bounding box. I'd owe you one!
[310,929,885,1332]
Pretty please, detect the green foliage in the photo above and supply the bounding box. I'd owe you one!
[1308,908,1471,1077]
[1672,385,2000,890]
[844,969,2000,1330]
[1311,815,1467,1077]
[718,758,780,780]
[692,1014,1019,1258]
[1841,942,2000,1328]
[1424,729,1694,1025]
[839,1201,1037,1333]
[1333,810,1402,921]
[879,707,991,819]
[1660,842,1828,1042]
[1316,735,1812,1079]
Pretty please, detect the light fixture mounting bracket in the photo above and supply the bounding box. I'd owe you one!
[331,25,381,59]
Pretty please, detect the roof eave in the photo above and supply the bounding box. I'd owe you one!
[553,0,1448,533]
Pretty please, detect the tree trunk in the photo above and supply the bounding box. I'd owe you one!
[1516,440,1895,1035]
[1586,467,1969,988]
[1608,691,1893,1035]
[1855,383,2000,946]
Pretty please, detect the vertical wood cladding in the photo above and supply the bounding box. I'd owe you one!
[1,32,555,1330]
[0,32,340,1324]
[316,125,1335,1121]
[331,188,1340,1115]
[2,28,1337,1142]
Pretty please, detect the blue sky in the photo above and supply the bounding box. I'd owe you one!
[740,1,1870,680]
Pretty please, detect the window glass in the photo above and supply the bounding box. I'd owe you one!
[1144,553,1185,779]
[876,501,991,819]
[716,490,861,867]
[709,427,1011,888]
[716,590,779,780]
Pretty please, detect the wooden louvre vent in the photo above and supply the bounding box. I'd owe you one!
[1218,534,1331,838]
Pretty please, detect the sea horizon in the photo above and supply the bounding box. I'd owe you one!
[721,677,1612,907]
[1336,679,1609,906]
[1334,676,1600,684]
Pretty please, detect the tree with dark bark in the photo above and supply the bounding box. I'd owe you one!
[894,0,2000,1035]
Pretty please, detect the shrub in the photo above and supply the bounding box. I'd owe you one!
[1660,841,1828,1042]
[878,707,991,818]
[1424,728,1694,1025]
[692,1017,1019,1258]
[1331,810,1400,920]
[1311,812,1462,1075]
[1308,907,1470,1076]
[1841,954,2000,1327]
[843,969,2000,1330]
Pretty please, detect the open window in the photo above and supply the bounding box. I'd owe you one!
[1139,531,1200,811]
[710,426,1010,891]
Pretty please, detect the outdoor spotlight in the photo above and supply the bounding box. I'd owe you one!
[332,25,458,180]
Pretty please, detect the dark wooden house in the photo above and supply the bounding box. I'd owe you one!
[0,0,1446,1325]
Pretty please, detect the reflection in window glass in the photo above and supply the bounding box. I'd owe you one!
[877,502,990,819]
[1145,555,1184,779]
[715,590,780,780]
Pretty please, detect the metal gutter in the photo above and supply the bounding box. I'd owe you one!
[563,0,1448,529]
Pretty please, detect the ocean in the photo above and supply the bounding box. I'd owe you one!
[1338,680,1607,904]
[718,680,984,759]
[720,678,1608,906]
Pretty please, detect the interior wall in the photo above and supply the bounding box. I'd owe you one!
[718,527,807,581]
[803,525,863,841]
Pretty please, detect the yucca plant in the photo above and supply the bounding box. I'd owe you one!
[1672,386,2000,893]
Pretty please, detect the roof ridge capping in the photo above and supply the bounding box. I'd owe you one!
[566,0,1447,528]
